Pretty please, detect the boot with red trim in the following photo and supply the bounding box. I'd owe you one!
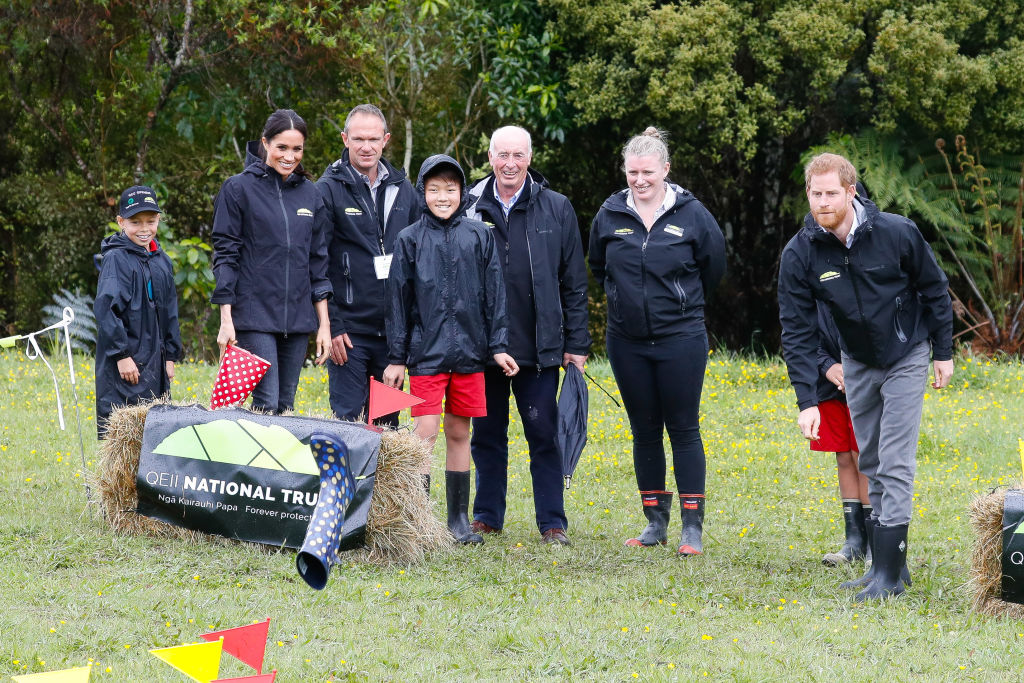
[625,491,673,547]
[678,494,705,557]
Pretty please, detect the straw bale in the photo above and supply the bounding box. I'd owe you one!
[92,400,452,564]
[968,487,1024,617]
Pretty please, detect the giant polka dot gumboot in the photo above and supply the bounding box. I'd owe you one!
[296,433,356,590]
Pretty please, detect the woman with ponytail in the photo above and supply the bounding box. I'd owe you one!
[589,127,726,556]
[211,109,333,413]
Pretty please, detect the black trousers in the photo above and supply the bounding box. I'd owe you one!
[326,333,398,426]
[606,332,708,495]
[470,365,566,533]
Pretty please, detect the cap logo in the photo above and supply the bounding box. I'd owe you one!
[128,198,135,205]
[144,196,156,204]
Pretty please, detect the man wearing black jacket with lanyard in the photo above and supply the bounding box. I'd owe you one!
[318,105,418,425]
[467,125,591,545]
[778,152,954,601]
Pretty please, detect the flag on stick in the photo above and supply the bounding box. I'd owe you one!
[211,345,271,409]
[212,672,276,683]
[12,665,91,682]
[201,618,270,673]
[367,378,423,422]
[150,638,223,683]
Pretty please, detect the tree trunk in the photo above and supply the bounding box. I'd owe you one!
[403,118,413,175]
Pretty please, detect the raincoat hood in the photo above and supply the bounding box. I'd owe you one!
[94,231,160,271]
[415,154,475,223]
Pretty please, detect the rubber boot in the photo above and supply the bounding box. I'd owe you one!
[446,470,483,544]
[296,433,356,590]
[854,523,909,601]
[862,505,873,565]
[822,500,867,566]
[677,494,705,556]
[422,473,431,496]
[840,516,912,589]
[625,491,673,547]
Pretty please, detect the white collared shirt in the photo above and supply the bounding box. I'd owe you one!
[359,162,390,202]
[494,176,528,218]
[817,199,866,247]
[627,184,676,223]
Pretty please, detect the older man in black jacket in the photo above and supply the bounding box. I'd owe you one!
[467,125,591,545]
[778,152,953,601]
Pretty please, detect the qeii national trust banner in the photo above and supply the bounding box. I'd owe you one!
[136,404,381,549]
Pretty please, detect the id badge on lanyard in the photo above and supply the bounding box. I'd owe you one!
[374,253,393,279]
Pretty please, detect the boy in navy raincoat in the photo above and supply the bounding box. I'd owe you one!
[94,186,181,438]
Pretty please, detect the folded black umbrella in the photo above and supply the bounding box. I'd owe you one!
[557,363,588,489]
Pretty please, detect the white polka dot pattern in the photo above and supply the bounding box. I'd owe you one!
[210,344,272,409]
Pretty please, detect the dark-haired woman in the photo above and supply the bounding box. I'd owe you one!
[212,109,333,413]
[589,127,726,556]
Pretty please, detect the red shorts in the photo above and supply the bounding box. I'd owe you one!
[809,399,859,453]
[409,372,487,418]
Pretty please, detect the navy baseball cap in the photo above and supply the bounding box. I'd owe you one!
[118,185,162,218]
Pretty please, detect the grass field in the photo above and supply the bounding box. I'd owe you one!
[1,348,1023,681]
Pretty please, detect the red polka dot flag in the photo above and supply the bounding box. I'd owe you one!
[210,344,272,409]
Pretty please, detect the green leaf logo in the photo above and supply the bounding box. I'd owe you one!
[153,418,317,474]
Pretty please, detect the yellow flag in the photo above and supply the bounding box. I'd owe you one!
[1019,438,1024,484]
[150,639,222,683]
[11,664,91,682]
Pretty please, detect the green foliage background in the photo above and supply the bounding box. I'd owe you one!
[2,0,1023,355]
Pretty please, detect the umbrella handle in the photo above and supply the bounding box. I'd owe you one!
[0,335,22,349]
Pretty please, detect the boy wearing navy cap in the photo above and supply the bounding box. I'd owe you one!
[94,185,182,437]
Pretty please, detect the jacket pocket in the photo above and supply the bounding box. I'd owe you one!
[342,251,353,305]
[894,295,908,343]
[673,275,688,312]
[606,281,620,319]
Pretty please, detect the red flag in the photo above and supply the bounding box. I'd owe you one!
[200,618,270,673]
[368,378,424,421]
[211,345,271,409]
[212,672,276,683]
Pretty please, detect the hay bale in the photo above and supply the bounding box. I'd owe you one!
[91,401,452,565]
[968,488,1024,617]
[367,429,454,563]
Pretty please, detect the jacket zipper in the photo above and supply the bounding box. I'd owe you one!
[444,222,455,358]
[610,200,670,339]
[276,177,290,336]
[522,201,543,366]
[844,254,875,364]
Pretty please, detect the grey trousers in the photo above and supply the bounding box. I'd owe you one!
[842,341,930,526]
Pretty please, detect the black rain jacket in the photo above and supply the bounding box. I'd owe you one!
[385,155,508,375]
[778,197,953,410]
[94,232,182,426]
[211,141,332,334]
[589,184,726,340]
[317,151,418,337]
[467,169,591,367]
[815,302,845,405]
